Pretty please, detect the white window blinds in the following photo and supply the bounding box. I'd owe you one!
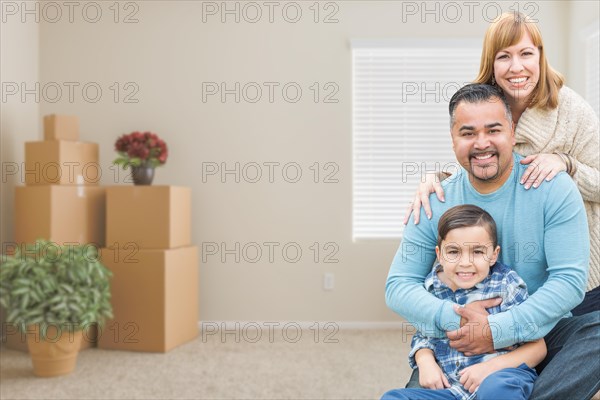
[352,41,480,240]
[585,29,599,117]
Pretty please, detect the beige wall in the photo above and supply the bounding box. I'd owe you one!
[2,1,595,323]
[1,7,40,246]
[0,3,40,327]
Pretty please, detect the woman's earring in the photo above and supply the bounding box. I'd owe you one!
[491,75,496,85]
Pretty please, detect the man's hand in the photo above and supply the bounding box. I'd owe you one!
[459,298,502,327]
[446,299,501,356]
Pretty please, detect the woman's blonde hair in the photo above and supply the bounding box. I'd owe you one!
[474,12,564,109]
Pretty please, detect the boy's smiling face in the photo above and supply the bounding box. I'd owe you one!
[435,226,500,291]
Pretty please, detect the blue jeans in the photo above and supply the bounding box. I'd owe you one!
[403,311,600,400]
[572,286,600,316]
[382,364,536,399]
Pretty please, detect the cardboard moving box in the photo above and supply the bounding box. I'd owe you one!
[97,246,199,352]
[106,186,191,249]
[43,114,79,141]
[25,141,99,185]
[14,185,106,247]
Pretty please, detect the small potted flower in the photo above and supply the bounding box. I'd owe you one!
[113,131,168,185]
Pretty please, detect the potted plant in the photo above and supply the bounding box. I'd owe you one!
[113,131,168,185]
[0,240,113,377]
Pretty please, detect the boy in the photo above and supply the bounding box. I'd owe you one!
[382,205,546,400]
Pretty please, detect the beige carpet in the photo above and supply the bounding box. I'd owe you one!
[4,329,598,400]
[0,329,413,400]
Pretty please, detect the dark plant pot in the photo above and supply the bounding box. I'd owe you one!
[131,165,155,185]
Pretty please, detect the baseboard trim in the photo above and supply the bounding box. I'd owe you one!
[197,321,407,331]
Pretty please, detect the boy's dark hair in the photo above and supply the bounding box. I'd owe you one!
[448,83,513,128]
[437,204,498,248]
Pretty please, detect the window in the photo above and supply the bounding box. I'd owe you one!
[352,40,480,240]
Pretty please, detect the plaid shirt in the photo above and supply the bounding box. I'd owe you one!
[408,262,529,400]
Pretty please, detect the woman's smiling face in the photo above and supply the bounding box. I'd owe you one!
[493,31,540,105]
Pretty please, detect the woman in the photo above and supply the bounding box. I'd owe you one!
[404,12,599,313]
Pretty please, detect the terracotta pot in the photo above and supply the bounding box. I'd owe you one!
[26,325,83,377]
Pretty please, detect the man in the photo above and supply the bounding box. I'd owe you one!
[385,84,600,399]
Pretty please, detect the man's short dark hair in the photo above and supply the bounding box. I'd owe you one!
[437,204,498,248]
[448,84,513,128]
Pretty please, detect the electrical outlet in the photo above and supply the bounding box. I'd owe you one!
[323,273,334,290]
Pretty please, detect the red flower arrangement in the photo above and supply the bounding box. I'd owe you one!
[113,131,168,168]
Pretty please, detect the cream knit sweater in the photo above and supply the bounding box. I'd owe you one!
[515,86,600,291]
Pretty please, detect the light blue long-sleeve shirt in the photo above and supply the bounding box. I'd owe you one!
[385,153,590,349]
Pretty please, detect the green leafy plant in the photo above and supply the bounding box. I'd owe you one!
[0,240,113,337]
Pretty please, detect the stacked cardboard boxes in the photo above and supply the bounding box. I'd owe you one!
[3,115,105,351]
[98,186,199,352]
